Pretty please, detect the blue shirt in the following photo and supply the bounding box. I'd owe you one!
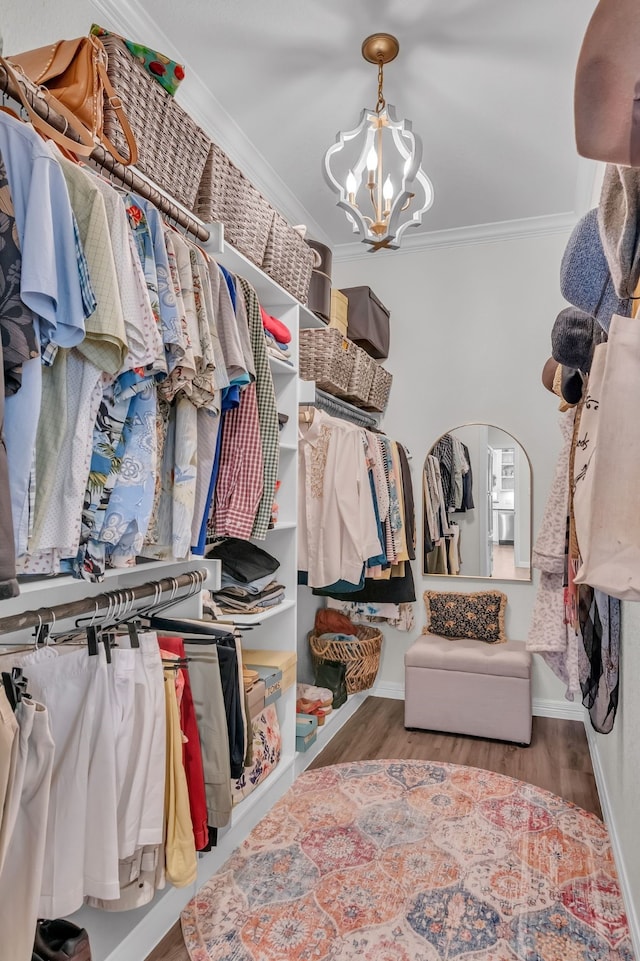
[0,113,86,348]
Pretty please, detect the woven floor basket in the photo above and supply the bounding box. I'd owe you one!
[309,626,383,694]
[101,35,211,210]
[299,327,357,397]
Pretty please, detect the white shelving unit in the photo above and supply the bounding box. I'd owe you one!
[0,223,371,961]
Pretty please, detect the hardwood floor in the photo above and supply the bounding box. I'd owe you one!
[145,696,600,961]
[308,698,601,817]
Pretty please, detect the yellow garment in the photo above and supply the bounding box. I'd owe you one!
[163,674,197,888]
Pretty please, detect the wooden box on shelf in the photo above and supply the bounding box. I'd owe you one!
[244,649,297,692]
[329,288,349,337]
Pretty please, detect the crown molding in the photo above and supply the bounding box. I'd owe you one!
[332,210,580,263]
[90,0,332,246]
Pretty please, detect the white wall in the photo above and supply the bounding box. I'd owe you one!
[334,230,571,705]
[2,0,95,52]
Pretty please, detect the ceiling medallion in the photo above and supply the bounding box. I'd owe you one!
[323,33,434,251]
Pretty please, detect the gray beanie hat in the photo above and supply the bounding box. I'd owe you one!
[560,208,631,332]
[551,307,597,373]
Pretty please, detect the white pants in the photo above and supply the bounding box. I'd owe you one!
[0,698,54,961]
[20,646,120,916]
[115,632,165,858]
[0,687,19,872]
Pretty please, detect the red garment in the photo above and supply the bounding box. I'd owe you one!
[260,306,291,346]
[158,636,209,851]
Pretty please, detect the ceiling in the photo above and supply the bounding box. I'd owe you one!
[95,0,599,251]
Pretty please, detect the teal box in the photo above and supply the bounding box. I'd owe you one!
[296,713,318,752]
[247,664,283,705]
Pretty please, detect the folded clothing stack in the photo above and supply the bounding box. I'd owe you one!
[204,538,285,617]
[208,580,286,615]
[261,307,292,365]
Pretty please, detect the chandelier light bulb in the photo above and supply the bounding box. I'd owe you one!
[346,169,357,194]
[366,147,378,173]
[383,175,393,201]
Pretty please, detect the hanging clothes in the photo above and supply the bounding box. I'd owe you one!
[236,277,280,540]
[298,409,381,589]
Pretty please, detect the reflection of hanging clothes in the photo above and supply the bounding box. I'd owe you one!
[458,443,474,511]
[426,539,448,575]
[448,524,461,575]
[430,435,454,508]
[450,437,466,510]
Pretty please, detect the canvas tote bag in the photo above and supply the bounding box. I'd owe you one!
[573,312,640,599]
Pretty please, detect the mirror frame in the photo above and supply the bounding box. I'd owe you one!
[422,422,533,582]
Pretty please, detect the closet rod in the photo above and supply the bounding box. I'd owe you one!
[0,63,210,243]
[0,569,208,637]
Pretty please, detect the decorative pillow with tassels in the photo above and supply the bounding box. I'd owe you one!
[90,24,185,95]
[423,589,508,643]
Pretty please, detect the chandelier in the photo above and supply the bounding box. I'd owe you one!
[323,33,434,252]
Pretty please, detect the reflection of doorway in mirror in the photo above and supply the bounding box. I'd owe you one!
[487,427,530,581]
[492,545,530,580]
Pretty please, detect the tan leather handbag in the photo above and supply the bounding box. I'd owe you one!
[574,0,640,166]
[0,35,138,165]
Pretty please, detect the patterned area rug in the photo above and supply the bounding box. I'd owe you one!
[181,759,634,961]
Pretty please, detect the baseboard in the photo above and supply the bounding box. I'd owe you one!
[371,684,586,722]
[532,697,585,720]
[371,681,405,700]
[585,725,640,959]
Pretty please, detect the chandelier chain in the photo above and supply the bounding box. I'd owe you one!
[375,59,385,114]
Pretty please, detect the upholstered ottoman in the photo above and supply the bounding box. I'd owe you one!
[404,633,532,744]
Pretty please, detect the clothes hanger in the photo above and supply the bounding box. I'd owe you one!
[1,668,30,712]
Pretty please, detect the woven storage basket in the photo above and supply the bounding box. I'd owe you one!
[343,344,376,405]
[262,212,315,303]
[309,626,383,694]
[364,362,393,412]
[299,327,357,397]
[195,141,233,224]
[223,162,274,266]
[100,35,212,209]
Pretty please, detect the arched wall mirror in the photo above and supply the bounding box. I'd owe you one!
[423,424,532,581]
